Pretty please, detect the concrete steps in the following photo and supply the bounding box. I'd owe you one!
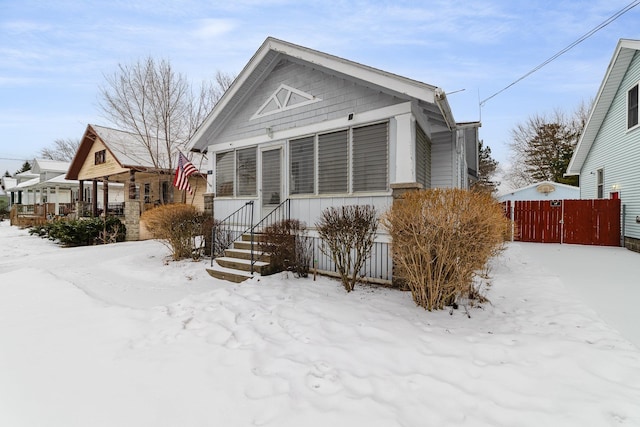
[207,234,272,283]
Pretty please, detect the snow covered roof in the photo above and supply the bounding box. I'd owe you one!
[5,177,40,191]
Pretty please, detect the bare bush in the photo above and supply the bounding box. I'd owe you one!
[382,189,509,311]
[142,204,209,261]
[316,205,378,292]
[262,219,312,277]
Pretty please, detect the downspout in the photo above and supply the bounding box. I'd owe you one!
[434,88,454,131]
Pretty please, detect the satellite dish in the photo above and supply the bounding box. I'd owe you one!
[536,183,556,194]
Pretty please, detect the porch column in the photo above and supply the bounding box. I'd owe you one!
[124,170,140,241]
[128,170,136,200]
[393,113,416,184]
[76,180,84,217]
[78,180,84,202]
[92,180,98,216]
[102,176,109,216]
[54,185,60,216]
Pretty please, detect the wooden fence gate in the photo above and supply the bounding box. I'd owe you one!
[504,199,621,246]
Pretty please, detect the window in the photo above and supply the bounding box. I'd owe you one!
[290,136,315,194]
[236,148,256,196]
[596,168,604,199]
[144,183,151,203]
[416,124,431,189]
[94,149,106,165]
[628,84,639,129]
[318,130,349,194]
[216,151,234,197]
[353,122,388,192]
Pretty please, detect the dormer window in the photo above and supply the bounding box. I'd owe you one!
[628,84,638,129]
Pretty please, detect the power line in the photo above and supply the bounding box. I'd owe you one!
[480,0,640,107]
[0,157,29,162]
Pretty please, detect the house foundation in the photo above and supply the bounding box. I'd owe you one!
[624,236,640,253]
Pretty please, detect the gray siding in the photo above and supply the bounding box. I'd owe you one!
[212,59,404,145]
[581,51,640,239]
[430,130,454,188]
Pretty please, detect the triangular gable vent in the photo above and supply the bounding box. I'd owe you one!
[251,84,321,120]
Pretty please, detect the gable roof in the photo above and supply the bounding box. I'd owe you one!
[187,37,454,152]
[31,159,70,174]
[567,39,640,175]
[498,180,580,198]
[67,124,170,179]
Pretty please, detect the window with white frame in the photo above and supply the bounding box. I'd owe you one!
[216,151,234,197]
[236,147,257,196]
[290,136,315,195]
[215,147,257,197]
[352,122,388,192]
[415,124,431,189]
[628,84,638,129]
[318,129,349,194]
[596,168,604,199]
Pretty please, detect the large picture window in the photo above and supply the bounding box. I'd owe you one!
[290,136,315,194]
[352,122,388,192]
[318,130,349,194]
[628,84,638,129]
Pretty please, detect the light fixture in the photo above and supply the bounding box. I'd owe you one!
[266,127,273,138]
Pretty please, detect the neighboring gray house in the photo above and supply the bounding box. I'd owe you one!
[498,181,580,203]
[187,37,480,281]
[566,39,640,252]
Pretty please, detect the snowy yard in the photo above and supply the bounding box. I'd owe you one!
[1,220,639,426]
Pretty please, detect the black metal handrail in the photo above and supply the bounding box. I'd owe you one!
[211,201,254,266]
[249,199,290,274]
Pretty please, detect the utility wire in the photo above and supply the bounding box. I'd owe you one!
[480,0,640,107]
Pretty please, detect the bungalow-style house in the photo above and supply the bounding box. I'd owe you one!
[498,181,580,203]
[6,160,124,226]
[186,37,480,282]
[66,124,207,241]
[566,39,640,253]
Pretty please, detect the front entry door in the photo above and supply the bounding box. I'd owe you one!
[261,147,282,217]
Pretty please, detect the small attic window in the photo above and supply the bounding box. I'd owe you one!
[251,84,321,120]
[628,84,638,129]
[94,150,106,165]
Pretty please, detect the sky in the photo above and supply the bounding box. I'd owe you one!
[2,0,640,184]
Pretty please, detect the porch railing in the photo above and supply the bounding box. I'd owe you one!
[211,201,254,265]
[249,199,290,274]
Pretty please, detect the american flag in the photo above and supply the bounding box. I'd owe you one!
[173,151,198,194]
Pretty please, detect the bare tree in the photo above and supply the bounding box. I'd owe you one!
[39,138,80,162]
[504,101,589,189]
[98,57,234,171]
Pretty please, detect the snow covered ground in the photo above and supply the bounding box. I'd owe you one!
[1,220,639,426]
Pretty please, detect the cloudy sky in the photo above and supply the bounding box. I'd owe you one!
[1,0,640,182]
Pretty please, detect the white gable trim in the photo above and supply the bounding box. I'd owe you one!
[250,84,322,120]
[567,39,640,175]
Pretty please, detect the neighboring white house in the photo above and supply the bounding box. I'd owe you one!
[5,159,124,217]
[566,38,640,253]
[187,37,480,282]
[498,181,580,203]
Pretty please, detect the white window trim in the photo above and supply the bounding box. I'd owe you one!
[251,84,322,120]
[627,82,639,131]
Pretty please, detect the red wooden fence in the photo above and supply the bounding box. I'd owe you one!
[504,199,621,246]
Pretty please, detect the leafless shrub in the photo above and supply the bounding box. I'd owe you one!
[382,189,509,311]
[316,205,378,292]
[263,219,311,277]
[142,204,209,261]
